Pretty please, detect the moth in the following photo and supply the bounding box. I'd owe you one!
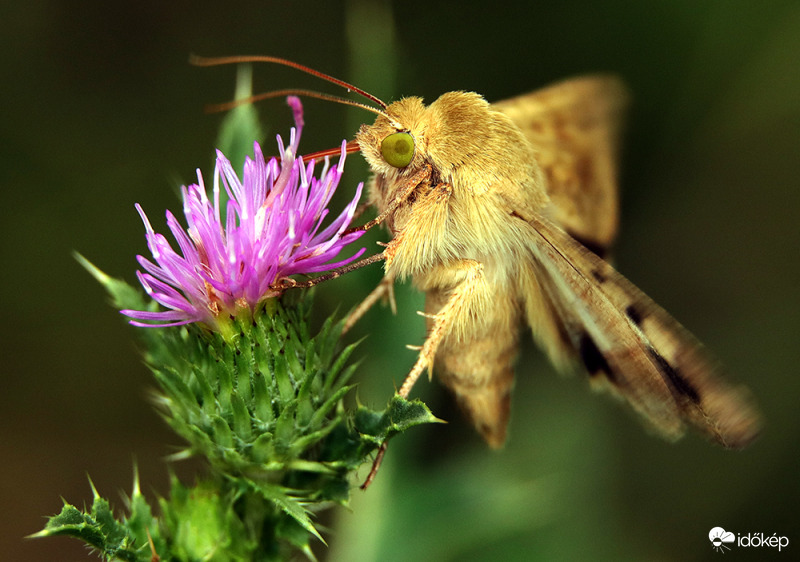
[194,56,761,477]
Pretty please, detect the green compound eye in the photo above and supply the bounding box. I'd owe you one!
[380,132,415,168]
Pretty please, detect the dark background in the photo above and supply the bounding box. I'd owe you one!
[3,1,798,560]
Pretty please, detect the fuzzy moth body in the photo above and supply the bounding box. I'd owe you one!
[355,77,760,449]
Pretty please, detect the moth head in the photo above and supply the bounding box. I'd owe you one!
[362,92,501,178]
[380,131,415,168]
[356,96,429,178]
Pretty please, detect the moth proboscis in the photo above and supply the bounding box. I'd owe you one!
[194,55,762,488]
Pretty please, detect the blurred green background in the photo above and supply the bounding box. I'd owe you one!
[3,1,798,560]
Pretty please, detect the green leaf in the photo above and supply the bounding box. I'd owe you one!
[306,385,353,432]
[33,490,143,562]
[74,253,149,313]
[246,479,324,545]
[355,395,443,445]
[323,340,361,395]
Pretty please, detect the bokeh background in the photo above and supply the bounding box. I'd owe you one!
[3,1,798,560]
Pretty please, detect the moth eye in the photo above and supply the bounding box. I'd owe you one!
[380,132,415,168]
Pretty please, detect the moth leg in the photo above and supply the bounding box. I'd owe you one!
[362,259,484,490]
[398,259,484,398]
[345,164,432,235]
[270,252,384,290]
[351,201,372,221]
[342,275,396,335]
[360,442,388,490]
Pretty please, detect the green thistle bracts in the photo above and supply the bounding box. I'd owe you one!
[37,264,438,560]
[150,298,362,488]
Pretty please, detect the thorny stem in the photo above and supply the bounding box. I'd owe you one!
[342,276,395,335]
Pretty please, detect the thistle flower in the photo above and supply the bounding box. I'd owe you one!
[121,96,365,331]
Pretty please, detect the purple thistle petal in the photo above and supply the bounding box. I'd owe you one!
[122,98,366,330]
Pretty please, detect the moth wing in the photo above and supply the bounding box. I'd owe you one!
[519,213,761,448]
[493,76,628,256]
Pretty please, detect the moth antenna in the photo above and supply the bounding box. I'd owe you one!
[301,140,362,162]
[204,88,389,120]
[190,54,388,110]
[271,141,360,172]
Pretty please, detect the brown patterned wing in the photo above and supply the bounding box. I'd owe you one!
[493,76,628,257]
[520,212,761,448]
